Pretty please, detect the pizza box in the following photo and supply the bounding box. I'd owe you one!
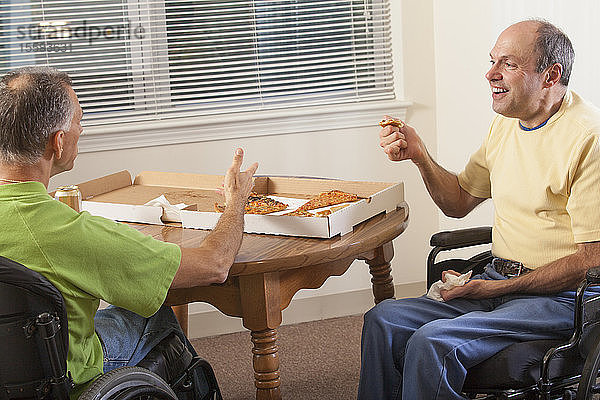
[74,170,405,238]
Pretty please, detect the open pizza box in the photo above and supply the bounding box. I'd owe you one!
[75,171,404,238]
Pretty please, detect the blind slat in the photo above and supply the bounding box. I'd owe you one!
[0,0,394,127]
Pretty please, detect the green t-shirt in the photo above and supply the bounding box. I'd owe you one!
[0,181,181,393]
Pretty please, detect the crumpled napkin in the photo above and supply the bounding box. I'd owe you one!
[144,195,187,223]
[426,270,472,302]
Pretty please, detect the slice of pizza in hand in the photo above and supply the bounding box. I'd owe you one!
[297,190,360,211]
[214,193,288,215]
[379,117,404,128]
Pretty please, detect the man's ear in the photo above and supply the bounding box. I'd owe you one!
[51,130,65,160]
[544,63,563,88]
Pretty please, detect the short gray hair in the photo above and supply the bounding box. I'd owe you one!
[532,19,574,86]
[0,66,75,164]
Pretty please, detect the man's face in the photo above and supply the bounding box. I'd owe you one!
[52,87,83,174]
[485,22,547,122]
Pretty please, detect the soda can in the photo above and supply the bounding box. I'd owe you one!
[54,185,82,212]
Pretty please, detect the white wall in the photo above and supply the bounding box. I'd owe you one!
[51,0,600,337]
[433,0,600,233]
[51,1,440,336]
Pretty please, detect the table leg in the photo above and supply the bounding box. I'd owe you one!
[251,329,280,400]
[240,273,282,400]
[172,305,189,336]
[361,241,395,303]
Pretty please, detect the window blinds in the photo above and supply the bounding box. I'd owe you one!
[0,0,394,127]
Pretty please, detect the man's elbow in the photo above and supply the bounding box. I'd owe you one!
[441,208,469,219]
[209,254,233,284]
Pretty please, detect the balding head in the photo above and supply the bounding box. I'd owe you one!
[503,19,574,86]
[0,66,75,164]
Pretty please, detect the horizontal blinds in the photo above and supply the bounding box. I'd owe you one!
[0,0,394,127]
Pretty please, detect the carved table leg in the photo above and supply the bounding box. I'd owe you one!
[360,241,395,304]
[240,273,282,400]
[251,329,281,400]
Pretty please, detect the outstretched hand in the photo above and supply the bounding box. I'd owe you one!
[222,148,259,209]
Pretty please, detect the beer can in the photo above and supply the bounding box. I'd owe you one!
[54,185,82,212]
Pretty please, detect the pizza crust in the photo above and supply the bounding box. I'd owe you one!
[379,118,404,128]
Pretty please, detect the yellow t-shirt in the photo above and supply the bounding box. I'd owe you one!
[458,91,600,268]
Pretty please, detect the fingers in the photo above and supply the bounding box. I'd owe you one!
[441,270,461,282]
[245,161,259,176]
[229,148,244,171]
[379,125,399,140]
[380,128,401,146]
[222,149,258,205]
[383,141,407,161]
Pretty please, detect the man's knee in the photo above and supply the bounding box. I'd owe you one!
[405,320,452,357]
[364,299,397,330]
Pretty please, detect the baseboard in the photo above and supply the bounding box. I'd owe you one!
[188,280,426,339]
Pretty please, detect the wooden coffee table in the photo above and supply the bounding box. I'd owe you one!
[129,204,408,400]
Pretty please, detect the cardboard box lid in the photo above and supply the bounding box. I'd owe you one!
[78,171,404,238]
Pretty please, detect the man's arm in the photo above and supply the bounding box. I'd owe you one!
[171,148,258,289]
[442,241,600,301]
[379,120,485,217]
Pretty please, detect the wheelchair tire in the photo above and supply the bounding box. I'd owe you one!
[78,366,178,400]
[577,337,600,400]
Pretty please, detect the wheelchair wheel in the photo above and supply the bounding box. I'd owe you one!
[577,337,600,400]
[79,366,178,400]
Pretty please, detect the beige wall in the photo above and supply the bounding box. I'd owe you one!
[52,0,439,290]
[51,0,600,336]
[51,0,439,335]
[433,0,600,234]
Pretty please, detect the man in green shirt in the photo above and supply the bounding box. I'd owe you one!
[0,66,258,396]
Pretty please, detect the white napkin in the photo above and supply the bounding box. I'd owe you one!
[144,195,187,223]
[426,270,472,302]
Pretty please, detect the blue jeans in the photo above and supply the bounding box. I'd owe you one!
[357,265,595,400]
[95,305,194,371]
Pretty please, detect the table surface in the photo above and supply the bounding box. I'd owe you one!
[129,204,409,400]
[132,205,408,275]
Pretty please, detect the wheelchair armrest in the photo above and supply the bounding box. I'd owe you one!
[426,227,493,289]
[586,266,600,285]
[430,226,492,250]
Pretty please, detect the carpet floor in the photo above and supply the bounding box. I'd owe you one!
[190,314,363,400]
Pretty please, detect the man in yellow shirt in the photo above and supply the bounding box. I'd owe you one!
[359,19,600,399]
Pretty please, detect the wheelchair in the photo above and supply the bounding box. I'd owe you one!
[0,255,222,400]
[427,226,600,400]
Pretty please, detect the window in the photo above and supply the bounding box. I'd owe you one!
[1,0,397,146]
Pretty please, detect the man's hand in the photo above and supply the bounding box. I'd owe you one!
[174,148,259,288]
[441,269,461,282]
[379,116,427,164]
[223,148,259,210]
[441,278,504,301]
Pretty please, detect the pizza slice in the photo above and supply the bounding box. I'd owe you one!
[282,209,315,217]
[315,204,350,217]
[214,193,288,215]
[296,190,360,212]
[379,117,404,128]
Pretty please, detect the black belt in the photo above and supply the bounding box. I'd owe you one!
[492,257,533,278]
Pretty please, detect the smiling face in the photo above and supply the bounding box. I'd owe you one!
[486,21,548,124]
